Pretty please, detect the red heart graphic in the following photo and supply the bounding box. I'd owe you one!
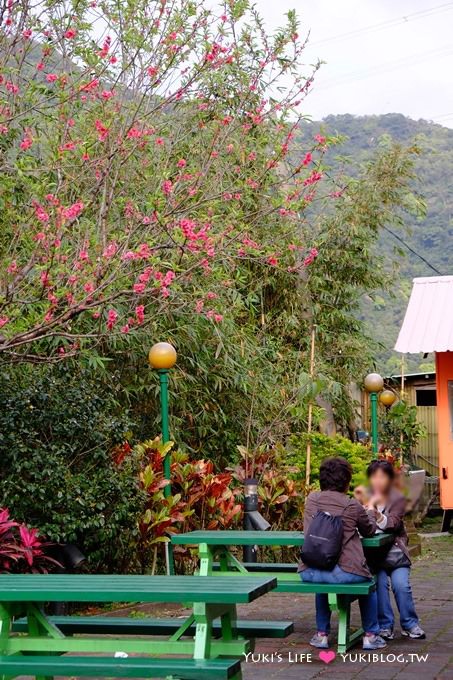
[319,650,336,664]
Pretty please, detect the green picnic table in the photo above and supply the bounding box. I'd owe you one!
[171,530,394,652]
[0,573,276,680]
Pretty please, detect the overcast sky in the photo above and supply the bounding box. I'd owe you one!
[253,0,453,127]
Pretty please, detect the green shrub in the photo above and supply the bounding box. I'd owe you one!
[287,433,372,489]
[0,365,145,572]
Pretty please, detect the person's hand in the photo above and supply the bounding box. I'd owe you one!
[366,493,383,510]
[353,485,368,505]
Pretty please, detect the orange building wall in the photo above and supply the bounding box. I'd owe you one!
[436,352,453,509]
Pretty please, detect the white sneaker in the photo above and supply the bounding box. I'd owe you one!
[363,634,387,650]
[402,625,426,639]
[309,632,329,649]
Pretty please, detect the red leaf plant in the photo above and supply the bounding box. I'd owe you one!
[0,508,59,573]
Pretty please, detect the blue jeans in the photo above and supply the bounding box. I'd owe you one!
[301,565,379,635]
[376,568,419,630]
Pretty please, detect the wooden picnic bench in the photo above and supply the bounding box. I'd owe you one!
[0,573,278,680]
[172,530,394,653]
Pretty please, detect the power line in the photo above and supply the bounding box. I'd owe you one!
[382,225,443,275]
[314,45,453,91]
[310,2,453,46]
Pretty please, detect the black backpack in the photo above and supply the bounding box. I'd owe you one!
[300,508,344,571]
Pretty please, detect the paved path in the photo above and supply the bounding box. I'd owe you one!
[236,534,453,680]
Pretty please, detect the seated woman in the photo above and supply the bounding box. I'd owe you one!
[366,460,425,640]
[299,457,386,650]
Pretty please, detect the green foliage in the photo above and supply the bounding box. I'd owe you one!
[231,444,305,529]
[0,365,145,572]
[133,437,242,572]
[303,113,453,374]
[379,401,427,463]
[287,433,372,489]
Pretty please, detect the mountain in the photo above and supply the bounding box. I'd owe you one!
[304,113,453,375]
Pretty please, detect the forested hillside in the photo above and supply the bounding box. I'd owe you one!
[304,113,453,374]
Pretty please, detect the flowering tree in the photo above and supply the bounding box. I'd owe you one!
[0,0,333,363]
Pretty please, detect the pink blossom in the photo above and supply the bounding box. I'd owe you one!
[61,201,84,221]
[127,127,142,139]
[20,135,33,151]
[303,247,319,266]
[80,79,99,92]
[46,73,58,83]
[302,152,312,166]
[135,305,145,324]
[304,171,323,187]
[137,243,152,258]
[0,316,9,328]
[6,82,19,94]
[163,270,175,286]
[267,255,278,266]
[147,66,158,77]
[102,243,117,258]
[162,179,173,196]
[64,28,77,39]
[101,90,114,100]
[78,249,89,260]
[195,299,204,313]
[133,283,146,294]
[40,271,50,286]
[177,158,187,168]
[95,119,109,142]
[59,141,77,152]
[36,62,45,71]
[138,269,152,284]
[121,324,130,334]
[33,203,49,223]
[7,261,17,274]
[84,282,95,294]
[315,134,326,144]
[107,308,118,330]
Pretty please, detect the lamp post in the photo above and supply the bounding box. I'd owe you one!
[364,372,384,457]
[148,342,177,575]
[380,389,397,409]
[148,342,177,497]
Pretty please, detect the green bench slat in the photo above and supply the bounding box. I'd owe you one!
[213,562,297,573]
[276,581,375,595]
[12,615,294,638]
[0,656,240,679]
[0,574,276,603]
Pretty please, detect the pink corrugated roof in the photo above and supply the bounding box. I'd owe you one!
[395,276,453,353]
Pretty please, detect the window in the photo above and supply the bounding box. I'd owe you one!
[416,389,437,407]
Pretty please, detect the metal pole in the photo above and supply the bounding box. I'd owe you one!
[305,325,316,487]
[370,391,379,457]
[158,369,171,497]
[243,479,258,563]
[158,368,174,574]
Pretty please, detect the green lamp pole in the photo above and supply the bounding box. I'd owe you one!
[148,341,177,573]
[364,372,384,457]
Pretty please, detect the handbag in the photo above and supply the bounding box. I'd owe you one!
[380,542,411,572]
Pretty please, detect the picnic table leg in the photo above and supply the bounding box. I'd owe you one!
[328,594,363,653]
[192,602,212,659]
[198,542,214,576]
[0,604,13,680]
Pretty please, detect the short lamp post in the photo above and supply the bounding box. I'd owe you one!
[364,373,384,457]
[148,342,177,497]
[148,342,177,576]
